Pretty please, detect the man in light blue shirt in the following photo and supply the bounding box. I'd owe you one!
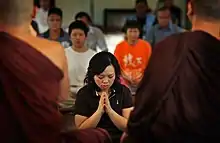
[146,6,184,47]
[75,12,108,52]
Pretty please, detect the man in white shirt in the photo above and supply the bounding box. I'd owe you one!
[64,20,96,106]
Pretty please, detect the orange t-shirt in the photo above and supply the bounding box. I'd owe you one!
[114,39,152,84]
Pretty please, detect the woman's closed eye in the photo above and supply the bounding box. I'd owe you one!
[98,75,104,79]
[108,75,114,78]
[98,75,114,79]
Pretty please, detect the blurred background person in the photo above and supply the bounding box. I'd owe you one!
[31,2,40,35]
[75,12,108,52]
[146,7,184,47]
[114,20,152,99]
[39,7,71,48]
[35,0,55,33]
[164,0,182,26]
[127,0,155,39]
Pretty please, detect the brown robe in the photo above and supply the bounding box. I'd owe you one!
[0,32,111,143]
[126,31,220,143]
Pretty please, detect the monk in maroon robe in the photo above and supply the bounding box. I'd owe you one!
[124,0,220,143]
[0,0,111,143]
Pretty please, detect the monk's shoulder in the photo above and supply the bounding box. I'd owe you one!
[35,37,62,49]
[156,32,185,47]
[152,32,188,58]
[32,37,65,71]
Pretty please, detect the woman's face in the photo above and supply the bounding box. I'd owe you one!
[94,65,116,91]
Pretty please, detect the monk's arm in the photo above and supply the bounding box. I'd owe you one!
[59,46,69,101]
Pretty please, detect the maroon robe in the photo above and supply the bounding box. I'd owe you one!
[0,32,111,143]
[126,31,220,143]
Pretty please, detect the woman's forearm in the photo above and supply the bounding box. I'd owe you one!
[78,111,103,129]
[107,109,128,131]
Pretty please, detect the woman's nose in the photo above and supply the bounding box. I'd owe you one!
[102,78,109,83]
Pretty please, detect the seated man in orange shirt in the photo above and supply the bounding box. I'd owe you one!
[114,20,152,96]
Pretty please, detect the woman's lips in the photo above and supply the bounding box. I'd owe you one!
[101,85,109,88]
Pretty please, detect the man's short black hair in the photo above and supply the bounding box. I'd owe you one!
[192,0,220,20]
[48,7,62,18]
[68,20,89,36]
[74,11,92,23]
[135,0,147,5]
[122,20,142,33]
[157,6,170,12]
[157,6,171,15]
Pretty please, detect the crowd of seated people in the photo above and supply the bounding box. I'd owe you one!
[33,0,108,52]
[0,0,111,142]
[3,0,220,143]
[127,0,184,41]
[29,1,186,141]
[33,0,184,50]
[32,0,185,97]
[23,1,187,141]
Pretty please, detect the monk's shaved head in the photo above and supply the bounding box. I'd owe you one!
[192,0,220,20]
[0,0,33,25]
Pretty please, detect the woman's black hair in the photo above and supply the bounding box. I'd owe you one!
[84,51,121,92]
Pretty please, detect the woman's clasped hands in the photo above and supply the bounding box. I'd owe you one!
[97,92,112,114]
